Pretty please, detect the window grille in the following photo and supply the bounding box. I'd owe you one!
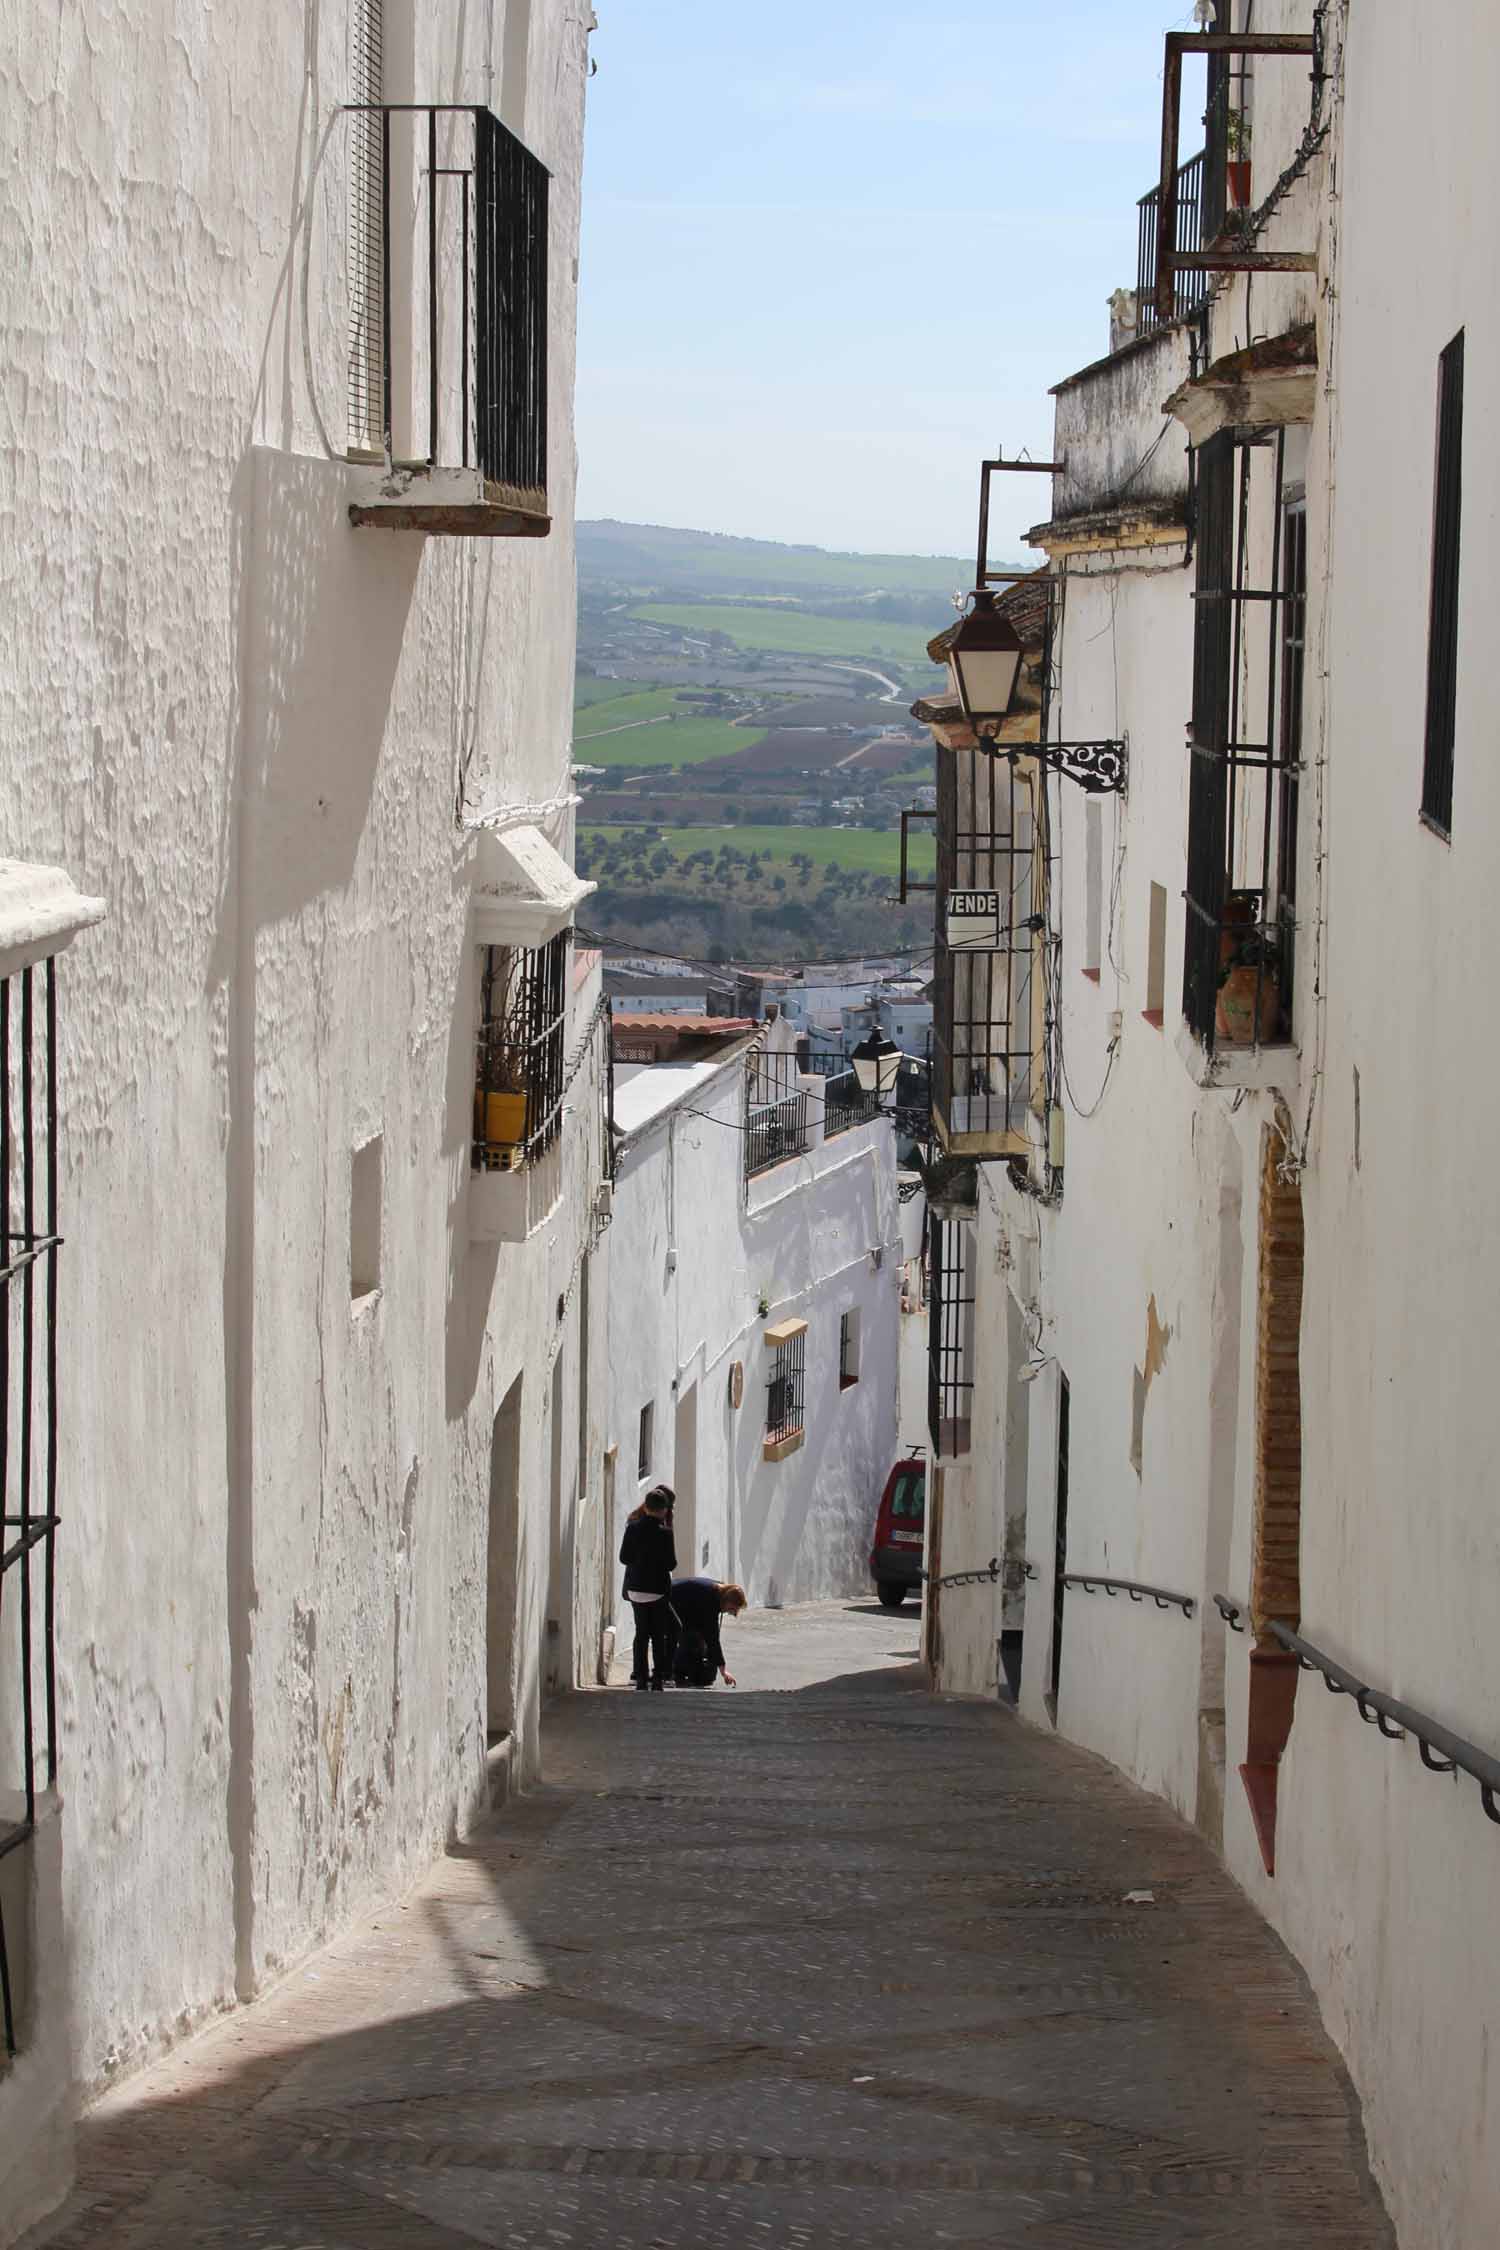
[345,101,549,499]
[765,1326,806,1447]
[1182,426,1300,1050]
[927,1217,974,1459]
[1421,330,1464,836]
[933,746,1043,1155]
[0,960,61,2057]
[744,1050,808,1180]
[472,933,569,1171]
[346,0,385,455]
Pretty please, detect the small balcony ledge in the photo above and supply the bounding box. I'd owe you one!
[1175,1016,1298,1093]
[348,462,550,539]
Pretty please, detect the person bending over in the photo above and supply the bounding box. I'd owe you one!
[620,1485,677,1690]
[670,1577,747,1689]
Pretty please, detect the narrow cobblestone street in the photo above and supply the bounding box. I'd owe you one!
[39,1605,1392,2248]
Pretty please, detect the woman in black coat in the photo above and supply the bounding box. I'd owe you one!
[619,1485,677,1689]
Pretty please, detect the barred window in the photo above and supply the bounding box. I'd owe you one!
[839,1309,861,1390]
[1,959,61,2058]
[472,933,569,1172]
[1182,426,1300,1051]
[764,1319,807,1454]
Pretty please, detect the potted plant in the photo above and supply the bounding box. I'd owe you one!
[1215,902,1282,1045]
[474,950,530,1168]
[1225,110,1252,210]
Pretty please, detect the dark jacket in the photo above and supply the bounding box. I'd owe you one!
[620,1515,676,1599]
[669,1576,725,1672]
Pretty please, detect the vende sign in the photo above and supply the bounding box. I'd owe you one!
[946,889,1002,951]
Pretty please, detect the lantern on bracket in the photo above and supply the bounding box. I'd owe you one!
[945,590,1025,726]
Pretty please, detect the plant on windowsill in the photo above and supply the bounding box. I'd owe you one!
[1216,911,1283,1046]
[1225,109,1252,211]
[917,1152,979,1218]
[474,952,530,1169]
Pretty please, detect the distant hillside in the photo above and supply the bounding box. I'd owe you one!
[578,519,975,601]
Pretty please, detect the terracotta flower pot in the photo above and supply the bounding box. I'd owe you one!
[1227,159,1252,209]
[1215,965,1280,1045]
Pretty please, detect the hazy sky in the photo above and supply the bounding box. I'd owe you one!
[575,2,1205,561]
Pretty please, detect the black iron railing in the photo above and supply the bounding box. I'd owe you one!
[927,1216,973,1457]
[347,105,548,504]
[1137,150,1208,331]
[1063,1572,1195,1618]
[745,1051,809,1180]
[1216,1601,1500,1830]
[823,1070,880,1139]
[473,933,569,1171]
[0,960,61,2056]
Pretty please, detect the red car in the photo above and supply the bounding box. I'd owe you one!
[870,1456,926,1608]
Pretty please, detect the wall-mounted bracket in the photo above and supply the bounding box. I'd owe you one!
[1155,31,1317,323]
[976,455,1065,586]
[983,739,1128,795]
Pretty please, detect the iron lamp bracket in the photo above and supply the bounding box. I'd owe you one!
[983,738,1128,795]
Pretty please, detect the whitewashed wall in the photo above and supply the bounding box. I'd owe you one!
[934,3,1500,2241]
[0,1,596,2231]
[1221,7,1500,2243]
[606,1048,902,1642]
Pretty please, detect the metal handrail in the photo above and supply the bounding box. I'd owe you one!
[921,1556,1040,1592]
[1063,1572,1195,1617]
[1271,1618,1500,1826]
[1215,1597,1500,1827]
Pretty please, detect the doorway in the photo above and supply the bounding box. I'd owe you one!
[546,1349,565,1696]
[674,1381,700,1573]
[1048,1372,1070,1717]
[486,1374,523,1745]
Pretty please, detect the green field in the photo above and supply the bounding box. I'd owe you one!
[574,689,679,738]
[580,822,936,878]
[574,675,650,709]
[628,602,939,668]
[573,691,769,769]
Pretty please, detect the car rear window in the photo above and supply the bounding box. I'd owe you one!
[889,1469,925,1521]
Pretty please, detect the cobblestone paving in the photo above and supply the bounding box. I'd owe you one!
[37,1602,1393,2247]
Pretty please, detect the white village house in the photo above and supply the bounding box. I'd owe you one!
[916,4,1500,2242]
[605,1019,902,1631]
[0,3,606,2239]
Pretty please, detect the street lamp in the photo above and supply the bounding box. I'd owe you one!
[946,590,1024,725]
[851,1029,902,1100]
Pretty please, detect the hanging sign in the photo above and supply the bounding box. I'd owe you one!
[946,889,1003,952]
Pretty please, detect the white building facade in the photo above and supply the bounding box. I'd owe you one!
[0,4,603,2240]
[920,5,1500,2242]
[606,1028,902,1630]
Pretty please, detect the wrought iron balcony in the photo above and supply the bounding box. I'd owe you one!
[1137,150,1209,333]
[346,104,549,536]
[744,1051,809,1181]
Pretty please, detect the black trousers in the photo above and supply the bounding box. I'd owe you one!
[630,1599,673,1683]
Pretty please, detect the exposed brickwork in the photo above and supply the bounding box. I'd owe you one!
[1251,1126,1304,1638]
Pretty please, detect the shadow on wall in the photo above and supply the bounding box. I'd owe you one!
[736,1399,869,1611]
[211,443,420,2001]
